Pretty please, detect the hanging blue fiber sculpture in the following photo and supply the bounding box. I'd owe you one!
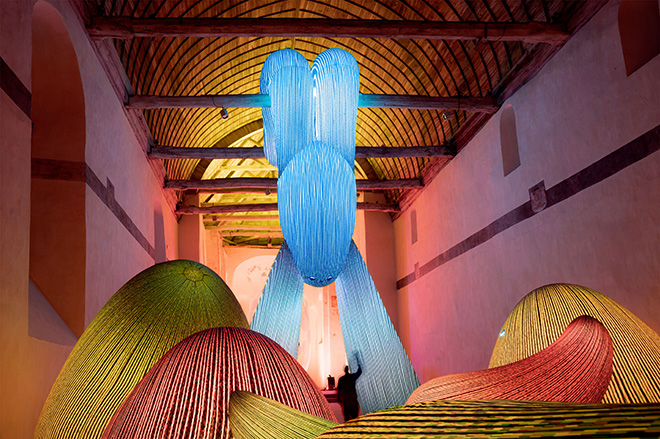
[260,49,312,168]
[250,242,304,357]
[335,241,420,414]
[256,47,420,411]
[266,47,359,287]
[278,142,356,287]
[311,49,360,165]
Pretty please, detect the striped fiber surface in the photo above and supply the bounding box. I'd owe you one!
[101,327,336,439]
[35,260,249,439]
[407,315,613,405]
[316,399,660,438]
[335,241,420,413]
[229,391,338,439]
[490,283,660,403]
[250,241,304,358]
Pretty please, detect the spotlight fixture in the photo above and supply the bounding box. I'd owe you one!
[220,107,229,119]
[442,112,454,121]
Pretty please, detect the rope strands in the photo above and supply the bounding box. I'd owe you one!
[406,316,613,405]
[278,143,356,286]
[229,391,337,439]
[35,260,249,439]
[489,284,660,404]
[312,48,360,166]
[101,327,336,439]
[315,399,660,438]
[250,241,304,358]
[335,241,420,414]
[268,48,359,287]
[260,49,312,169]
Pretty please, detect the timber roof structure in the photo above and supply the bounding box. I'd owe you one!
[79,0,606,247]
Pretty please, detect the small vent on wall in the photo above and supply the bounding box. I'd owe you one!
[500,105,521,176]
[411,209,418,244]
[618,0,660,76]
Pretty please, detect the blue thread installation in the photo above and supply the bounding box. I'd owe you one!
[250,242,304,358]
[255,48,420,412]
[336,241,420,413]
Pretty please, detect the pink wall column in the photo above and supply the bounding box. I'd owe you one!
[178,196,206,264]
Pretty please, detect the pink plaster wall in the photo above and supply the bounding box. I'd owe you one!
[1,3,74,436]
[362,192,399,331]
[0,1,178,437]
[394,0,660,384]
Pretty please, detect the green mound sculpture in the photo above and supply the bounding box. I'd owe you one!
[35,260,249,439]
[229,391,337,439]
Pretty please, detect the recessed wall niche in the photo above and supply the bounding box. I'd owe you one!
[500,104,521,176]
[618,0,660,76]
[30,1,87,338]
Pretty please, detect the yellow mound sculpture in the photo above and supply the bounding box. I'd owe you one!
[490,283,660,403]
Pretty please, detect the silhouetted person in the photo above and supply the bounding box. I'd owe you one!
[336,364,362,422]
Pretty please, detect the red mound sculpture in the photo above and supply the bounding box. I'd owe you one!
[406,316,613,405]
[101,327,336,439]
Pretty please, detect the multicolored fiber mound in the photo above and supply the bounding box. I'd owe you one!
[406,315,613,404]
[314,399,660,438]
[229,391,338,439]
[35,260,249,439]
[101,327,336,439]
[490,283,660,403]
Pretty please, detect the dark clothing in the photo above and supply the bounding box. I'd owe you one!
[336,366,362,421]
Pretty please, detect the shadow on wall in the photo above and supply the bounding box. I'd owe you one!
[28,279,77,346]
[153,205,167,263]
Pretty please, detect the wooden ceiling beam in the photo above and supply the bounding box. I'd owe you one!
[128,94,499,112]
[218,231,284,238]
[215,225,281,231]
[203,214,279,221]
[88,17,569,45]
[150,145,454,160]
[179,202,398,214]
[166,178,422,191]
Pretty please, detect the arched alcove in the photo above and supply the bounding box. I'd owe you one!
[30,1,86,339]
[500,104,521,176]
[618,0,660,76]
[232,254,277,322]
